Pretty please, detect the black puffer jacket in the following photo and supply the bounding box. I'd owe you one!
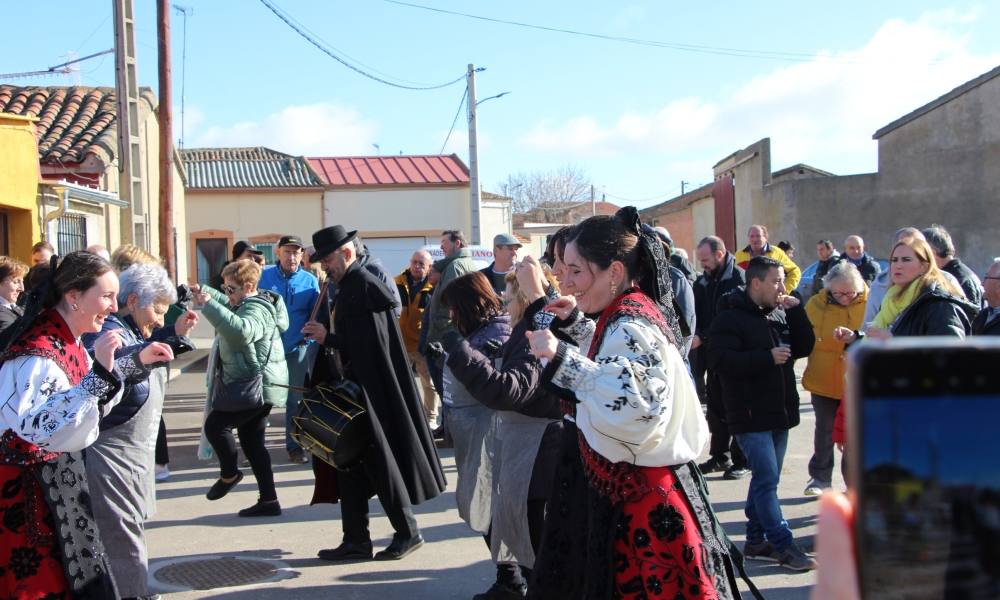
[972,307,1000,336]
[706,288,815,434]
[693,253,745,340]
[890,284,977,338]
[941,258,983,309]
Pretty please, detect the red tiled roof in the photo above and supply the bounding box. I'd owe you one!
[0,85,155,167]
[307,154,469,187]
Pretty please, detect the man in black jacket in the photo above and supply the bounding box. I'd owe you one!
[692,236,749,479]
[303,225,446,563]
[843,235,881,285]
[707,256,816,571]
[923,224,984,307]
[972,259,1000,335]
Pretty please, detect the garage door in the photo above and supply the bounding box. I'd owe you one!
[361,237,427,276]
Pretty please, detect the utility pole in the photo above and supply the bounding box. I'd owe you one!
[591,184,596,216]
[157,0,176,279]
[113,0,147,249]
[466,63,481,245]
[681,180,689,195]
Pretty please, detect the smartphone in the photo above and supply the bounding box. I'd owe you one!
[848,338,1000,599]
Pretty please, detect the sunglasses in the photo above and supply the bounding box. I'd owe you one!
[221,284,239,295]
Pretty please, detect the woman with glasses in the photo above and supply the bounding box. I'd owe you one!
[194,259,289,517]
[801,261,868,497]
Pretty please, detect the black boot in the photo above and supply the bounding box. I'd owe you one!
[473,564,527,599]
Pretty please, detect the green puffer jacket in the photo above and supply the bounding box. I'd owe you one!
[201,286,289,408]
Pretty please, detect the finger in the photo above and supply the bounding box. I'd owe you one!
[812,492,859,600]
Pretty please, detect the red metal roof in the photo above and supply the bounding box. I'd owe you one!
[307,154,469,187]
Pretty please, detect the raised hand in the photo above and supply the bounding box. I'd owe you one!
[525,329,558,360]
[515,255,547,302]
[544,295,577,321]
[174,310,199,336]
[139,342,175,365]
[94,330,124,372]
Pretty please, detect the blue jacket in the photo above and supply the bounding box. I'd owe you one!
[259,264,320,353]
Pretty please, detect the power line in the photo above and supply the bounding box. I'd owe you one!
[383,0,873,63]
[259,0,470,90]
[440,86,467,154]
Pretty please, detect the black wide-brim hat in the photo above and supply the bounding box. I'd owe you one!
[311,225,357,262]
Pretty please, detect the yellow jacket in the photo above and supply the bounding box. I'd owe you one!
[802,288,868,399]
[394,270,434,353]
[735,244,801,293]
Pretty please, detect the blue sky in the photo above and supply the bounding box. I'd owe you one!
[3,1,999,208]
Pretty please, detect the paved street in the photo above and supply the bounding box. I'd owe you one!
[145,332,841,599]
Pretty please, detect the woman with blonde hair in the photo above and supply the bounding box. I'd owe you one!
[836,236,975,342]
[801,261,868,497]
[194,259,289,517]
[110,243,160,273]
[0,256,29,335]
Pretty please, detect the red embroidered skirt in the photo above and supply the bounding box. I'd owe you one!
[0,431,70,600]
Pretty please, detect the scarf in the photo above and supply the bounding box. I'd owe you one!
[873,281,922,329]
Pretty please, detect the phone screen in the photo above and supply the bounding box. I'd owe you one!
[851,340,1000,600]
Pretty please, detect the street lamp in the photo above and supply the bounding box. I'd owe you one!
[466,62,509,245]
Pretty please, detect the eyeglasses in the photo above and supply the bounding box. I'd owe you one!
[831,291,859,298]
[221,284,238,295]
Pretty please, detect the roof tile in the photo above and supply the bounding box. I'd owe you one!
[179,147,324,189]
[307,154,469,186]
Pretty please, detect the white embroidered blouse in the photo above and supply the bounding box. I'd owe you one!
[550,311,709,466]
[0,353,130,453]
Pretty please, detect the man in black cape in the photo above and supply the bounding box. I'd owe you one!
[303,225,446,561]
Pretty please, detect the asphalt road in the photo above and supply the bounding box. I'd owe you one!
[145,343,837,599]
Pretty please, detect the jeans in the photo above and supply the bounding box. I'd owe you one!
[204,404,277,502]
[808,394,840,485]
[284,344,311,453]
[408,350,439,422]
[736,429,793,551]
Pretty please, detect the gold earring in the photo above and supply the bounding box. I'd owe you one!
[610,281,618,296]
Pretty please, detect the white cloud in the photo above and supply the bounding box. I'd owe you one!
[519,10,999,177]
[187,102,378,155]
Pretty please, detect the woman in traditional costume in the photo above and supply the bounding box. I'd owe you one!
[525,209,757,600]
[0,252,174,599]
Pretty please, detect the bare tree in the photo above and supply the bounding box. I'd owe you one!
[498,165,592,214]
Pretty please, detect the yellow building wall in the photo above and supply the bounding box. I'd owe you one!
[186,189,324,244]
[0,114,42,262]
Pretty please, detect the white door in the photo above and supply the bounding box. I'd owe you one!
[362,237,427,276]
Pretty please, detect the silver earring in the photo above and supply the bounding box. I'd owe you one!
[71,303,79,311]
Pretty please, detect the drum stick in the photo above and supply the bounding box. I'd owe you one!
[309,281,329,322]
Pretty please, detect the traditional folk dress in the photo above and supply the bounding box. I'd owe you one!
[532,289,754,600]
[0,309,137,599]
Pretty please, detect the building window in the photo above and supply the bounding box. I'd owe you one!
[57,214,87,253]
[255,243,277,265]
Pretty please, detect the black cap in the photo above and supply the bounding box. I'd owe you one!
[232,240,263,260]
[278,235,305,248]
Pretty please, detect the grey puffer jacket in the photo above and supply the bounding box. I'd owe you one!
[202,286,289,407]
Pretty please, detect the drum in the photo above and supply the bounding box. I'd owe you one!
[291,379,370,469]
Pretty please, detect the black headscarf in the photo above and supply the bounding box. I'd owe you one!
[615,206,684,348]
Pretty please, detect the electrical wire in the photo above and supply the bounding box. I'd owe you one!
[439,86,468,154]
[259,0,470,90]
[383,0,872,64]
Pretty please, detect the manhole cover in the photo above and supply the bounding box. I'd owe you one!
[154,556,281,590]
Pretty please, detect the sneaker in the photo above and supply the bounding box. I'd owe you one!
[288,450,309,464]
[697,456,733,474]
[723,466,751,480]
[803,479,829,497]
[154,464,170,482]
[743,540,780,562]
[775,544,817,571]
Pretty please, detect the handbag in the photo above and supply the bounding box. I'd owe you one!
[212,323,277,412]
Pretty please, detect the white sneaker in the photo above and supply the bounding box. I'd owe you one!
[803,478,828,497]
[155,464,170,482]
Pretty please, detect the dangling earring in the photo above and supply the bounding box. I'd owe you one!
[71,303,79,311]
[610,281,619,296]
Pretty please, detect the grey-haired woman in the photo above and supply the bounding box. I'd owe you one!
[82,262,198,598]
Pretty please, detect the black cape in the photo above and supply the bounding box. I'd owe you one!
[313,261,446,505]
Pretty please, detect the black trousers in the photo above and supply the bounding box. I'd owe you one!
[337,444,418,544]
[204,404,277,502]
[705,371,747,468]
[690,346,708,403]
[155,416,169,465]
